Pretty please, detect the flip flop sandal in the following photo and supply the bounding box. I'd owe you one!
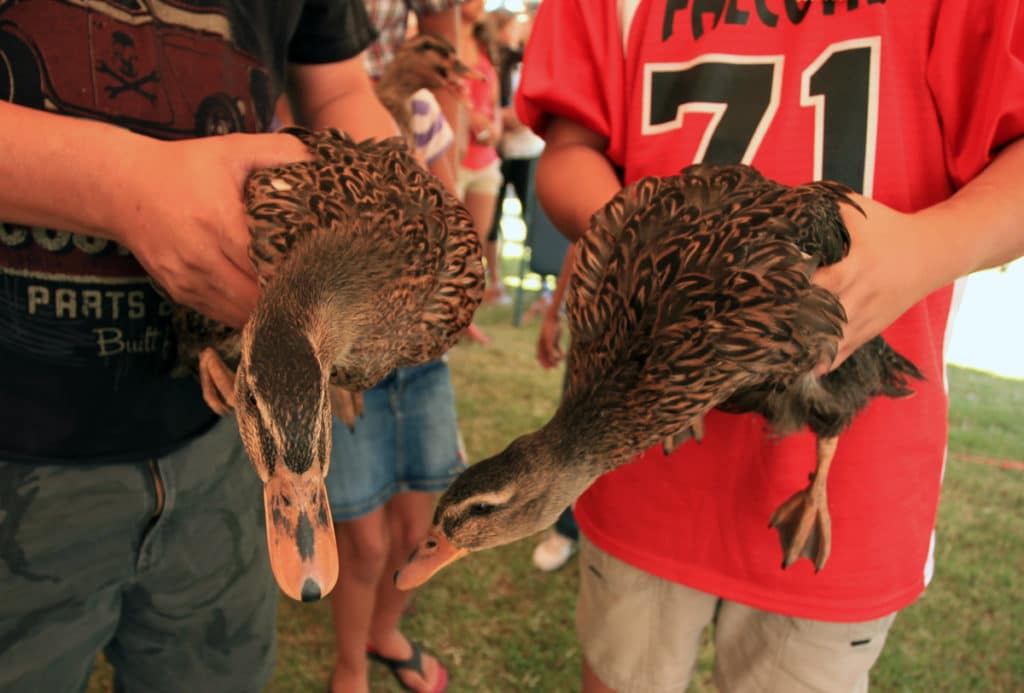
[367,640,449,693]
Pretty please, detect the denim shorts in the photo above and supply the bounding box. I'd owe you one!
[325,358,466,521]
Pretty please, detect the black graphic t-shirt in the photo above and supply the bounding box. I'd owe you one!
[0,0,376,463]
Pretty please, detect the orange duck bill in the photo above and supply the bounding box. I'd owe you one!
[393,526,468,590]
[262,471,339,602]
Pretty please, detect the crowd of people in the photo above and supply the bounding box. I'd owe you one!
[1,1,1021,692]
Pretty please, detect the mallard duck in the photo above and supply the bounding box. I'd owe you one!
[394,163,922,589]
[375,33,481,152]
[171,127,483,601]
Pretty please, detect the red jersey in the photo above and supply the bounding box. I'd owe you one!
[517,0,1024,621]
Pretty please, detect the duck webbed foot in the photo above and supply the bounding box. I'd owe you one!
[329,385,364,432]
[662,416,705,455]
[769,436,837,572]
[199,348,237,415]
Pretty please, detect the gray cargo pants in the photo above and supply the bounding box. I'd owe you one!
[0,417,277,693]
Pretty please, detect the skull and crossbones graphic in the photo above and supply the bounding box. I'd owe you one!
[98,32,159,103]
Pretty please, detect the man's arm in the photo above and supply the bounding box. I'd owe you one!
[819,137,1024,365]
[286,53,401,139]
[536,244,576,369]
[538,117,1024,368]
[533,117,622,242]
[0,101,308,326]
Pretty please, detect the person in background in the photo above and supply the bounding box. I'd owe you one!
[518,0,1024,691]
[487,8,547,310]
[531,245,580,572]
[322,3,469,693]
[364,0,468,174]
[456,0,506,304]
[0,2,398,692]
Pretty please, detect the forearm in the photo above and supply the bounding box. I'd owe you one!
[534,119,621,241]
[286,60,401,141]
[0,101,313,326]
[816,137,1024,365]
[916,137,1024,281]
[491,105,503,142]
[548,243,577,315]
[501,105,521,131]
[297,89,400,140]
[0,101,157,239]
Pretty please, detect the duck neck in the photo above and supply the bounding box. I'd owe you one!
[534,408,628,488]
[496,424,603,516]
[544,395,667,479]
[257,230,383,363]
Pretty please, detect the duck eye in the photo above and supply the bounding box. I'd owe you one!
[468,502,496,517]
[246,390,257,407]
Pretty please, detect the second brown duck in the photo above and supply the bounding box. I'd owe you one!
[394,163,923,589]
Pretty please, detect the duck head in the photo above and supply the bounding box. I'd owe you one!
[234,309,338,602]
[384,33,484,97]
[394,433,585,589]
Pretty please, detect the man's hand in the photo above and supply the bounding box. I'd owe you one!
[536,307,565,369]
[114,132,310,327]
[812,195,928,369]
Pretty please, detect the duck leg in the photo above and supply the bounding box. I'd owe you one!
[769,436,837,572]
[662,416,705,455]
[199,348,237,415]
[329,385,364,432]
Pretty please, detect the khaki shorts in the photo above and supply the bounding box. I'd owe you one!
[456,159,503,198]
[577,535,897,693]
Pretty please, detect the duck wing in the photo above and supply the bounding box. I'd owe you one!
[678,163,860,265]
[563,167,848,456]
[245,127,483,389]
[680,165,923,438]
[171,128,482,393]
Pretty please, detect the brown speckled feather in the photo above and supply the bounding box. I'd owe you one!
[172,127,483,391]
[563,163,919,460]
[395,163,924,580]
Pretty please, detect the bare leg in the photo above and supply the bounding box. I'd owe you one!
[328,507,389,693]
[582,656,619,693]
[662,415,705,456]
[463,188,499,343]
[769,436,838,572]
[366,491,445,692]
[485,238,503,291]
[463,189,503,295]
[461,323,492,346]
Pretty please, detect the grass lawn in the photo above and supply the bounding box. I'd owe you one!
[89,297,1024,692]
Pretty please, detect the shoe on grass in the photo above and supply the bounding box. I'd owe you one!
[532,532,577,572]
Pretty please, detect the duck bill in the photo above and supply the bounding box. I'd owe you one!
[393,526,468,590]
[453,62,485,81]
[262,470,338,602]
[446,63,485,103]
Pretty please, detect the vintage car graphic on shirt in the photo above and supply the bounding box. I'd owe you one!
[0,0,272,137]
[0,0,277,364]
